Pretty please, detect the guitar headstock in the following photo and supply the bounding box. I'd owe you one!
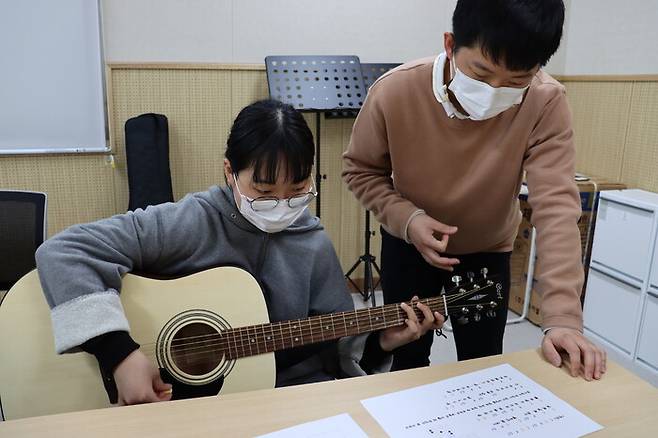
[442,268,504,325]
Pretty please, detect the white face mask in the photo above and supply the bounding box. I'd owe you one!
[232,174,312,233]
[447,57,528,121]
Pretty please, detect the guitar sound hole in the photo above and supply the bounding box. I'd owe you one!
[170,322,224,376]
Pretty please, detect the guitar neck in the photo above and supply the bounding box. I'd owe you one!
[223,297,446,360]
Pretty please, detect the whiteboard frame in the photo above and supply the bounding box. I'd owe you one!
[0,0,110,156]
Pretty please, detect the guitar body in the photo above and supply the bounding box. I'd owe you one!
[0,267,275,420]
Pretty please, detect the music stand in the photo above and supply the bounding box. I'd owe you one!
[343,63,400,306]
[325,63,401,119]
[265,55,366,217]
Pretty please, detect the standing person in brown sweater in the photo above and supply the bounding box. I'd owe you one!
[343,0,606,381]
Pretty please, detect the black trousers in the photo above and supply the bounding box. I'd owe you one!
[380,227,511,371]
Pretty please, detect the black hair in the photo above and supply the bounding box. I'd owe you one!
[225,99,314,184]
[452,0,565,71]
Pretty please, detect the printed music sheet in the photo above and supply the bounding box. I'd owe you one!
[361,364,602,437]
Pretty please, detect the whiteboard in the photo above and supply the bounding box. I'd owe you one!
[0,0,108,154]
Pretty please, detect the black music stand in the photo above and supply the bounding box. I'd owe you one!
[326,63,401,119]
[343,63,400,306]
[265,55,366,217]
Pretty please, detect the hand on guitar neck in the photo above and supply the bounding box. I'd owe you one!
[378,296,445,352]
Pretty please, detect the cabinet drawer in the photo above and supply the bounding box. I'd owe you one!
[590,199,654,281]
[637,293,658,370]
[584,268,641,353]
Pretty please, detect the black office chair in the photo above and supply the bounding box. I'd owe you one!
[0,190,47,292]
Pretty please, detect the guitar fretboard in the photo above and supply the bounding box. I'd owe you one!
[167,277,498,364]
[218,297,446,360]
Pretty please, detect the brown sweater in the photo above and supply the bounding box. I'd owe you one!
[342,56,584,331]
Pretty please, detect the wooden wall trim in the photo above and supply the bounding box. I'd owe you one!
[106,63,265,71]
[0,150,113,158]
[555,74,658,82]
[106,66,658,81]
[105,65,658,81]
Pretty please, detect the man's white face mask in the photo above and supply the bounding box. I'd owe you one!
[447,57,528,121]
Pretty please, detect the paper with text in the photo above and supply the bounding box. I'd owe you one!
[361,363,602,438]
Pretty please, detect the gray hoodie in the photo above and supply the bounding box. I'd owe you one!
[35,185,391,386]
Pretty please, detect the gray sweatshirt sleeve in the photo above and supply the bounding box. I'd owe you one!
[308,233,393,376]
[35,195,211,353]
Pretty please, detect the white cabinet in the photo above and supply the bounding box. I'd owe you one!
[584,269,641,353]
[590,199,654,281]
[585,189,658,386]
[637,292,658,371]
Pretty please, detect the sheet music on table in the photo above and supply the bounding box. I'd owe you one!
[361,364,602,438]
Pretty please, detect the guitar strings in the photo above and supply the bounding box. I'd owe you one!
[137,285,484,351]
[137,287,499,361]
[137,285,494,354]
[137,301,503,366]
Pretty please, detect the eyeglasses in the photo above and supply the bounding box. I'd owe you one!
[234,174,317,212]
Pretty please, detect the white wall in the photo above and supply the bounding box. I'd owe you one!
[542,0,571,75]
[561,0,658,75]
[101,0,455,64]
[102,0,658,74]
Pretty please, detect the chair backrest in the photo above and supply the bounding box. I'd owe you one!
[0,190,47,290]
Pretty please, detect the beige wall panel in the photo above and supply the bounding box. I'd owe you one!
[109,68,233,208]
[302,113,318,218]
[564,81,632,181]
[339,119,364,276]
[620,82,658,192]
[0,155,116,237]
[317,118,345,265]
[229,70,270,119]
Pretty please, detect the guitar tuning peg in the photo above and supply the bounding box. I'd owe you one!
[489,301,497,308]
[466,272,475,282]
[486,309,497,318]
[473,312,481,322]
[451,275,462,286]
[461,307,469,315]
[480,267,488,279]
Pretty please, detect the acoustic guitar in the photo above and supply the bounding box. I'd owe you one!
[0,267,502,420]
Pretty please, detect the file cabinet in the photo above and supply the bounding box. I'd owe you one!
[584,189,658,386]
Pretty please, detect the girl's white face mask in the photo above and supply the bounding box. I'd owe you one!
[233,174,312,233]
[447,57,528,121]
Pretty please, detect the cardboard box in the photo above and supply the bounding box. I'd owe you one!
[508,174,626,326]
